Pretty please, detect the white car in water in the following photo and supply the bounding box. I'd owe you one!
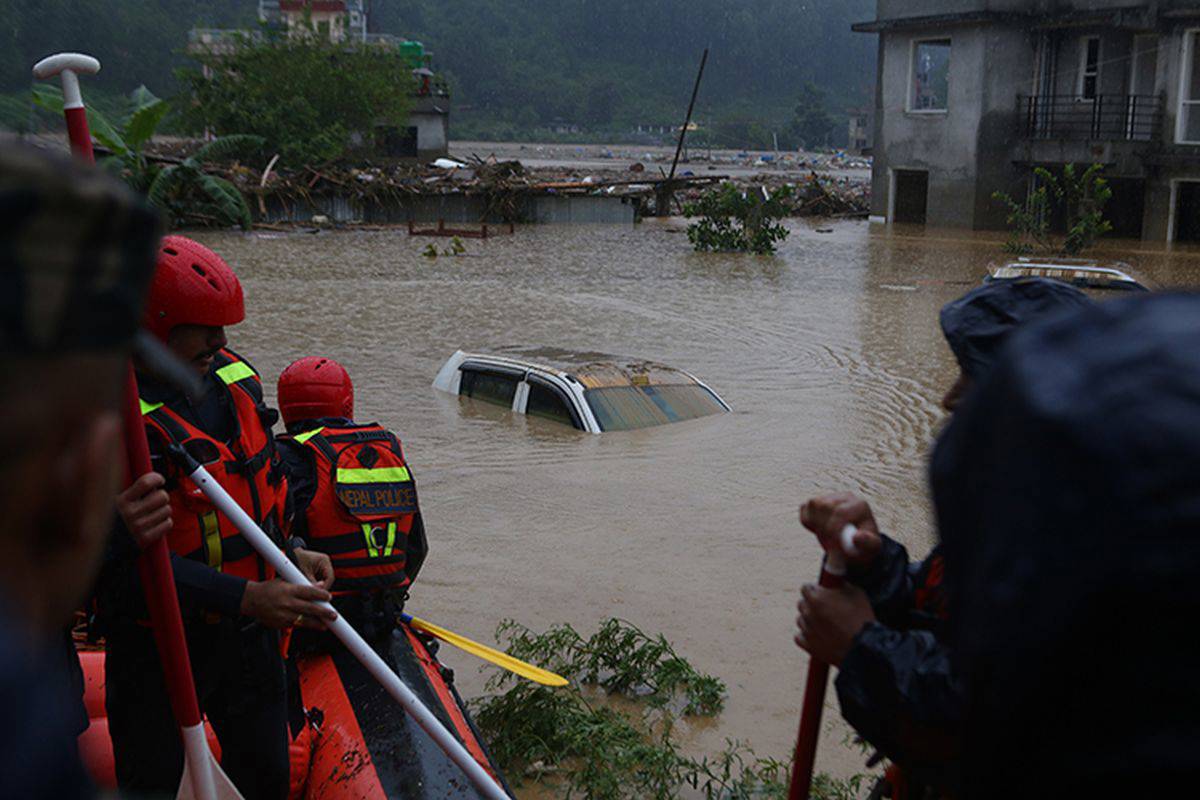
[432,350,731,433]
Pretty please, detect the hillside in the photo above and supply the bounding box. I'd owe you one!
[4,0,877,145]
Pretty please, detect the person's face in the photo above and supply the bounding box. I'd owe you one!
[942,371,971,412]
[166,324,227,377]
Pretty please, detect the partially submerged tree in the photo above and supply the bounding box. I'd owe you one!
[33,83,260,229]
[684,182,792,255]
[179,26,414,165]
[993,163,1113,256]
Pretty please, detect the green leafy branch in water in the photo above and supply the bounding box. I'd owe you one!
[472,619,873,799]
[684,183,793,255]
[493,618,724,714]
[422,237,468,259]
[992,163,1113,257]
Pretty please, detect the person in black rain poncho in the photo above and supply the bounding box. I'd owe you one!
[794,278,1092,797]
[930,292,1200,798]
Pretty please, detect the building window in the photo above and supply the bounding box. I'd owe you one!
[1179,31,1200,144]
[1078,37,1100,100]
[910,39,951,112]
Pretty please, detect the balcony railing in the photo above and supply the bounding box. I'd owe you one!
[1020,94,1163,143]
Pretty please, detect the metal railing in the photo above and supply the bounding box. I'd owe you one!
[1020,94,1163,142]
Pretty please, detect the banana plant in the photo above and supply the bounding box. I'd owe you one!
[33,84,262,229]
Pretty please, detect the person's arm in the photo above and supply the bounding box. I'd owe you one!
[170,553,247,617]
[846,533,919,626]
[834,623,966,770]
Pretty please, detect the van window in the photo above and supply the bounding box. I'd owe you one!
[459,368,518,408]
[585,384,726,432]
[526,381,581,429]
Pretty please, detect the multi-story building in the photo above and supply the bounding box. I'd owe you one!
[854,1,1200,241]
[848,106,874,153]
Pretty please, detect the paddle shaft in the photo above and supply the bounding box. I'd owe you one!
[788,525,856,800]
[184,462,510,800]
[49,56,218,799]
[122,370,221,800]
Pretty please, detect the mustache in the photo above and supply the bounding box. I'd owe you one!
[195,347,222,362]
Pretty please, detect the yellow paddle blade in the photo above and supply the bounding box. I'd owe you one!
[408,616,569,687]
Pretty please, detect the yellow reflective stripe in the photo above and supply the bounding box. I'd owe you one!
[140,399,164,416]
[336,466,412,484]
[215,361,256,385]
[384,521,396,557]
[361,522,398,558]
[200,512,222,570]
[294,427,325,444]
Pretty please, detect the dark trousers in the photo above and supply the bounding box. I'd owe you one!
[105,619,289,800]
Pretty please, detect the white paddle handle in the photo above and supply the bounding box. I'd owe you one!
[186,465,510,800]
[823,524,859,576]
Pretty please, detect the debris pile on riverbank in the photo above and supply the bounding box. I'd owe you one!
[122,138,871,224]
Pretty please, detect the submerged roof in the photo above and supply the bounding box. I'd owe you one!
[488,347,706,389]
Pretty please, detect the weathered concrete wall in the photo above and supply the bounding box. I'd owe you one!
[413,110,449,161]
[875,24,992,227]
[974,24,1037,229]
[258,193,636,225]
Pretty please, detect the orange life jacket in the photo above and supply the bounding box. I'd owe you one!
[140,349,287,582]
[285,422,419,596]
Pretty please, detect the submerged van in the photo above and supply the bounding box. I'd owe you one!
[432,350,731,433]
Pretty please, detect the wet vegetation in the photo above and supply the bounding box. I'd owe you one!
[178,28,413,166]
[992,163,1113,257]
[684,183,793,255]
[31,83,260,229]
[472,619,869,799]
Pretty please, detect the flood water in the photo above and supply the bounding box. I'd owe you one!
[192,220,1200,789]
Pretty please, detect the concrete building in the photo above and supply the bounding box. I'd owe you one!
[848,106,874,153]
[854,0,1200,241]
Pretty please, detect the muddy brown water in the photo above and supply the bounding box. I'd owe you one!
[191,220,1200,791]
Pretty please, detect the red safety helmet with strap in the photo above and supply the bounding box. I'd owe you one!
[278,356,354,428]
[144,235,245,342]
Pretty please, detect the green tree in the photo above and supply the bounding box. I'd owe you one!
[178,28,413,165]
[993,163,1113,256]
[684,183,793,255]
[787,81,837,150]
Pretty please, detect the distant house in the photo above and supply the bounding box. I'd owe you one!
[853,0,1200,242]
[189,0,450,161]
[847,106,873,154]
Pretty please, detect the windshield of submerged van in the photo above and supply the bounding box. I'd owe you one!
[584,384,726,432]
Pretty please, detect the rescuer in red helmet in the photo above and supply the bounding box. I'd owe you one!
[96,236,335,800]
[274,356,428,649]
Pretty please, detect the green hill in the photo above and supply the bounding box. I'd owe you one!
[5,0,876,146]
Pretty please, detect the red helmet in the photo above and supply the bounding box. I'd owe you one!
[278,356,354,427]
[143,235,245,341]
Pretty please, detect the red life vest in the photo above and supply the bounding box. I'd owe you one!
[287,422,418,596]
[140,349,287,582]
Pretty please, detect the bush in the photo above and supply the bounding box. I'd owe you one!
[684,183,793,254]
[992,163,1113,256]
[471,618,872,799]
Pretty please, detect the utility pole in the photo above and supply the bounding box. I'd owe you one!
[656,48,709,217]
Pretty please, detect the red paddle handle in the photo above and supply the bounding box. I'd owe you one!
[788,565,847,800]
[64,106,94,163]
[123,366,204,729]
